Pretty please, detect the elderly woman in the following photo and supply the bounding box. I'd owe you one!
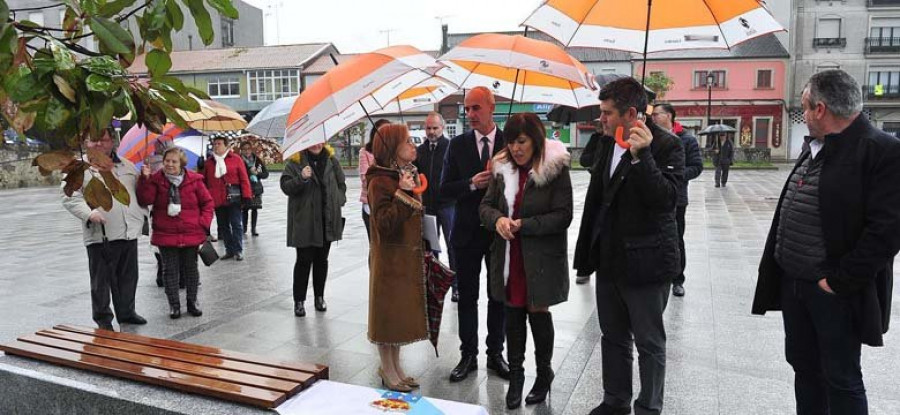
[203,137,252,261]
[367,124,428,393]
[479,112,573,409]
[239,141,269,237]
[281,143,346,317]
[138,147,214,319]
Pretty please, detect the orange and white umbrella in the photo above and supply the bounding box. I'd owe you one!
[373,77,456,114]
[437,33,597,107]
[283,45,444,158]
[175,98,247,131]
[522,0,785,53]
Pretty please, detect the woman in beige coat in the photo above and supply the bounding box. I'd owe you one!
[367,124,428,392]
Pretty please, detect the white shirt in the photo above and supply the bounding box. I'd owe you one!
[609,143,628,178]
[809,138,824,160]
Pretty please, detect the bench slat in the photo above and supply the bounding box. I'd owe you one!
[0,340,287,409]
[19,334,302,394]
[38,329,314,386]
[54,324,328,379]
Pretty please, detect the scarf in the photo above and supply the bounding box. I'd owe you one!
[307,150,328,183]
[213,150,229,178]
[165,171,184,217]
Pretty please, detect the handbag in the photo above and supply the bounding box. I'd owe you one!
[198,239,219,266]
[225,183,242,205]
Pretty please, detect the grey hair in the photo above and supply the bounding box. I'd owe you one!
[804,69,863,118]
[426,111,445,125]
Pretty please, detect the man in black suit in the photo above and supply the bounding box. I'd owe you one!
[574,78,684,415]
[441,86,509,382]
[415,112,457,300]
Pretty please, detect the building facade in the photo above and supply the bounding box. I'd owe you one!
[789,0,900,158]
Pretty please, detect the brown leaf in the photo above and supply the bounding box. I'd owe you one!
[100,170,131,206]
[62,166,85,197]
[32,150,76,172]
[84,176,113,211]
[12,109,37,133]
[53,75,78,103]
[86,148,114,172]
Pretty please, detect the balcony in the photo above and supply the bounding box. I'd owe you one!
[864,84,900,100]
[868,0,900,7]
[866,37,900,54]
[812,37,846,48]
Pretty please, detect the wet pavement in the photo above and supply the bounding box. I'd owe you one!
[1,168,898,414]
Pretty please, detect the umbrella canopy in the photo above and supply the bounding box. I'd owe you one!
[546,73,657,123]
[373,77,456,115]
[522,0,785,53]
[235,134,283,165]
[699,123,737,135]
[176,98,248,132]
[423,252,455,356]
[283,45,445,159]
[246,96,297,138]
[118,123,204,169]
[437,33,598,107]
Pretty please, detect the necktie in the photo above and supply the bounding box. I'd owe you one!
[430,143,436,153]
[480,136,490,166]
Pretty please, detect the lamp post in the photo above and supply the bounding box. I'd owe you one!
[706,72,715,127]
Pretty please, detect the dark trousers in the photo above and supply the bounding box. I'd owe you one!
[293,243,332,302]
[159,246,199,307]
[241,207,258,234]
[715,165,730,186]
[454,245,506,357]
[595,280,670,415]
[362,208,371,239]
[674,205,687,286]
[215,204,243,254]
[86,239,139,326]
[781,277,867,415]
[433,206,457,289]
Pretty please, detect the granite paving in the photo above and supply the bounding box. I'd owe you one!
[1,167,898,414]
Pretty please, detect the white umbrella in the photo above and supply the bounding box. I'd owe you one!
[246,96,297,138]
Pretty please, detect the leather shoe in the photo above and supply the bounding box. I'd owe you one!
[98,323,114,331]
[314,296,327,312]
[119,314,147,325]
[589,403,632,415]
[187,301,203,317]
[448,355,477,382]
[673,284,685,297]
[294,301,306,317]
[169,305,181,319]
[486,353,511,380]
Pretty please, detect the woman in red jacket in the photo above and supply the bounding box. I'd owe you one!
[138,147,215,319]
[203,137,253,260]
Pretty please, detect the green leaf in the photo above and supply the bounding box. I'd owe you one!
[4,66,41,102]
[205,0,239,19]
[81,56,128,77]
[145,49,172,79]
[0,1,9,33]
[150,75,186,91]
[39,96,72,131]
[184,0,214,45]
[91,99,116,139]
[165,0,185,30]
[185,86,210,100]
[49,39,76,71]
[88,16,135,55]
[86,74,113,92]
[98,0,138,17]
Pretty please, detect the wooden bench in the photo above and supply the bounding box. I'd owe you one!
[0,325,328,409]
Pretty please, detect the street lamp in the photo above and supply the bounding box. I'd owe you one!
[706,72,715,127]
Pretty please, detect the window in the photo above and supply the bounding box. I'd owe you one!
[817,18,842,39]
[694,70,726,88]
[756,69,773,89]
[444,123,458,138]
[28,12,44,27]
[208,77,240,98]
[753,118,771,148]
[867,68,900,97]
[221,17,235,48]
[248,69,300,102]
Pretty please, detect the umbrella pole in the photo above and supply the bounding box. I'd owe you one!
[640,0,653,88]
[506,27,530,121]
[397,97,404,124]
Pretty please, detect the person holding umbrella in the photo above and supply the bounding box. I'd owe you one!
[713,132,734,188]
[240,141,269,237]
[480,113,573,409]
[203,137,252,260]
[138,147,214,319]
[62,127,149,331]
[366,123,428,393]
[281,142,346,317]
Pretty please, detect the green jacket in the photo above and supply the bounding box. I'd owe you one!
[280,146,347,248]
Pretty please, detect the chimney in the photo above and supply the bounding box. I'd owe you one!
[440,24,449,54]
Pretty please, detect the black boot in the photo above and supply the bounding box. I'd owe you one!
[169,304,181,319]
[525,311,555,405]
[294,301,306,317]
[187,300,203,317]
[314,296,327,312]
[506,307,528,409]
[155,253,163,287]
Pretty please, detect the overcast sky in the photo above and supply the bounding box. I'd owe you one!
[242,0,541,53]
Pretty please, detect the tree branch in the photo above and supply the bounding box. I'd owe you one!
[9,3,65,13]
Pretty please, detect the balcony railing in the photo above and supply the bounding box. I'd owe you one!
[864,84,900,100]
[865,37,900,54]
[868,0,900,7]
[812,37,846,48]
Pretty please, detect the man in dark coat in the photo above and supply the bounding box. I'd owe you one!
[651,103,703,297]
[752,69,900,415]
[576,120,605,285]
[440,86,509,382]
[573,78,684,415]
[414,112,457,300]
[713,134,734,187]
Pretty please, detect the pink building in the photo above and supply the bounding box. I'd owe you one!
[636,35,791,160]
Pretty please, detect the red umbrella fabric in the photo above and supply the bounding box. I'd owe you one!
[423,252,455,356]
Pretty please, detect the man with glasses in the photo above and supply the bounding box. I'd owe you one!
[651,103,703,297]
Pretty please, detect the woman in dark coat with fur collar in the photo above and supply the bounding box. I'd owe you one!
[480,113,573,409]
